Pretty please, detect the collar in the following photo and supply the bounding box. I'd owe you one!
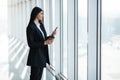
[34,21,40,27]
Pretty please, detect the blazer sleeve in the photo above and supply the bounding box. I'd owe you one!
[26,26,45,48]
[46,35,55,40]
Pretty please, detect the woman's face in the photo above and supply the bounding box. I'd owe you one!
[37,11,44,21]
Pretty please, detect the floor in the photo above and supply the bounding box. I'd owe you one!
[0,33,9,80]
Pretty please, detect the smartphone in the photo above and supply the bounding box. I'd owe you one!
[54,27,58,32]
[48,27,58,39]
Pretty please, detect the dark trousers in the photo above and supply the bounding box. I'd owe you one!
[30,66,44,80]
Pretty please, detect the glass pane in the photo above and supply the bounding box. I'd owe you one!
[52,0,56,67]
[78,0,88,80]
[62,0,68,77]
[102,0,120,80]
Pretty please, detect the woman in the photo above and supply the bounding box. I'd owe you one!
[26,7,56,80]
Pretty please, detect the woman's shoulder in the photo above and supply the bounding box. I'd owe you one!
[27,22,35,29]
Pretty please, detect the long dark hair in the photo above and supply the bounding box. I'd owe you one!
[28,7,43,26]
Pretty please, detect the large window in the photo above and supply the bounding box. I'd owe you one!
[51,0,56,67]
[78,0,88,80]
[101,0,120,80]
[61,0,68,77]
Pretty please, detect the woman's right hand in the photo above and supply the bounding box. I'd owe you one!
[44,38,54,45]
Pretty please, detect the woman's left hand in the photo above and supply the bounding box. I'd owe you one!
[52,30,57,36]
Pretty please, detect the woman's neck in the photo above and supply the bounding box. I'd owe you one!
[34,18,39,23]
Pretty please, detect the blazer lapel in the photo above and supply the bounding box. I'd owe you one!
[40,23,47,39]
[32,22,45,40]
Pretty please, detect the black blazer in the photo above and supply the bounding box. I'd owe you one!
[26,22,50,67]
